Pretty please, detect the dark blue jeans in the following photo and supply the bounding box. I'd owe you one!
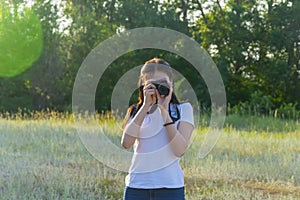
[123,187,185,200]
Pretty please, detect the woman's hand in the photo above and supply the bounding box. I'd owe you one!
[156,81,173,110]
[156,81,173,122]
[142,82,157,108]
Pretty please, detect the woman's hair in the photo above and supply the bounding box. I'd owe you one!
[122,58,180,129]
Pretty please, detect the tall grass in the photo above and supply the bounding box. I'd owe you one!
[0,110,299,199]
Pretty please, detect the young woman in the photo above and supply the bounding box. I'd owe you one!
[121,58,194,200]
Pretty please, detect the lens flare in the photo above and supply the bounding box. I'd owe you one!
[0,4,43,77]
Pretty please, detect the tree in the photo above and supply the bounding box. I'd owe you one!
[191,0,300,110]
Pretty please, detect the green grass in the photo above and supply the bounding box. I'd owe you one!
[0,114,299,199]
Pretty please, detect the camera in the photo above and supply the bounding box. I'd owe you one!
[152,81,170,96]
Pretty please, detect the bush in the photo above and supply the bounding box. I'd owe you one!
[276,102,300,119]
[228,91,274,116]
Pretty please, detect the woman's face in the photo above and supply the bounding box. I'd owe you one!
[143,70,172,98]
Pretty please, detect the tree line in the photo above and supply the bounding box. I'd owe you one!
[0,0,299,117]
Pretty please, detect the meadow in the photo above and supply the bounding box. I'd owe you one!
[0,111,299,199]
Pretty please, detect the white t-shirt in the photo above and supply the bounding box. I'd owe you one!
[125,102,194,189]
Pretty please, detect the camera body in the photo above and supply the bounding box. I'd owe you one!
[151,81,170,96]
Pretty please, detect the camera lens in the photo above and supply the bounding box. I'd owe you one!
[152,82,170,96]
[158,84,169,96]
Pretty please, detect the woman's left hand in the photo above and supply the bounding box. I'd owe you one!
[155,82,173,110]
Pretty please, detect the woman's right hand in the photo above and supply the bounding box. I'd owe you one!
[142,82,157,107]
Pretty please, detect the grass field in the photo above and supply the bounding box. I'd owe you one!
[0,112,299,199]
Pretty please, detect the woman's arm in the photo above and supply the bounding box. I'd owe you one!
[121,104,149,149]
[121,82,156,149]
[160,107,194,157]
[155,82,194,157]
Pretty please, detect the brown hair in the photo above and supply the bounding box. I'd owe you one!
[122,58,180,129]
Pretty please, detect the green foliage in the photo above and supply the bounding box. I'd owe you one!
[192,0,300,111]
[0,77,33,112]
[228,92,300,121]
[248,91,274,114]
[0,0,299,116]
[276,102,300,119]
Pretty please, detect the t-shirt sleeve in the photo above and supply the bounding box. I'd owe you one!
[179,102,194,127]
